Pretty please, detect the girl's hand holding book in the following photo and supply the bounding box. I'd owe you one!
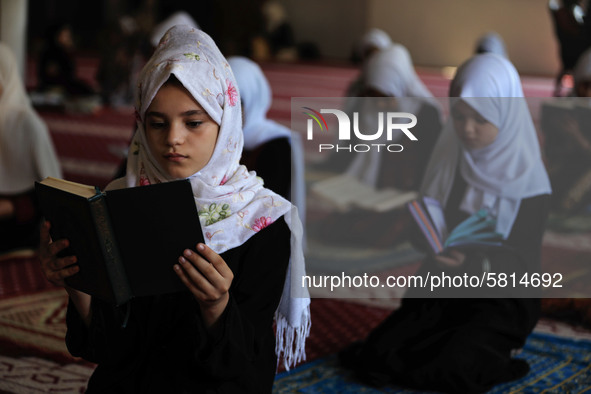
[39,221,79,287]
[434,248,466,268]
[175,243,234,329]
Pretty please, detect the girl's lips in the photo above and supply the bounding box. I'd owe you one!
[165,153,187,162]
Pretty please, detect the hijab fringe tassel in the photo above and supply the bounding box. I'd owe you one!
[275,304,311,371]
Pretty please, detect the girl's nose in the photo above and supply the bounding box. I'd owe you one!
[167,123,185,146]
[460,118,476,137]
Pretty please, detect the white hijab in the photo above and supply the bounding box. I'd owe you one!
[364,44,441,113]
[346,44,442,187]
[150,11,200,47]
[420,53,551,238]
[0,42,62,194]
[475,32,508,59]
[227,56,306,240]
[357,28,392,58]
[227,56,290,150]
[122,26,309,370]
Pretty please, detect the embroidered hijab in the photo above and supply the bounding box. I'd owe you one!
[0,42,62,193]
[420,53,551,237]
[150,11,200,47]
[121,25,310,369]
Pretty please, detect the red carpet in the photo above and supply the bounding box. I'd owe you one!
[0,252,57,298]
[305,299,391,364]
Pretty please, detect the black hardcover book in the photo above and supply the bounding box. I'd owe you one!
[35,177,204,305]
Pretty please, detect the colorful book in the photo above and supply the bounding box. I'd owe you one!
[406,197,503,254]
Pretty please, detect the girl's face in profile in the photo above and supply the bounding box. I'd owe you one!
[145,82,219,179]
[452,100,499,150]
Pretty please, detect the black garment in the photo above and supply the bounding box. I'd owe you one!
[345,174,551,393]
[318,102,442,184]
[240,137,291,201]
[66,217,291,393]
[309,103,441,249]
[550,3,590,71]
[38,43,94,96]
[265,23,296,56]
[375,102,442,191]
[0,189,41,253]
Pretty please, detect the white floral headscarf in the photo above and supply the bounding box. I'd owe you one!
[123,25,309,370]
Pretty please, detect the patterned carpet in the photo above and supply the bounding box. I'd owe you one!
[1,271,590,393]
[0,288,95,393]
[273,331,591,393]
[0,278,392,392]
[0,357,94,394]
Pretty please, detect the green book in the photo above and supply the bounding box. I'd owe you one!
[407,197,504,254]
[35,177,204,305]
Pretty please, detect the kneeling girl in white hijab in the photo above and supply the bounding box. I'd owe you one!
[342,53,551,393]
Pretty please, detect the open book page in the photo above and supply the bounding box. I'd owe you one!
[311,174,418,212]
[422,197,448,241]
[39,177,97,198]
[444,209,503,249]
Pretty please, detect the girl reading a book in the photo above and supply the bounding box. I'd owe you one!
[341,53,552,393]
[345,43,443,190]
[39,25,309,393]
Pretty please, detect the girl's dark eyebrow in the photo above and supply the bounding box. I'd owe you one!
[145,111,164,118]
[181,110,205,116]
[145,110,205,118]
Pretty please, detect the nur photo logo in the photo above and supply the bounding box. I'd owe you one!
[302,106,418,153]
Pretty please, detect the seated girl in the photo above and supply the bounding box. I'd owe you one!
[0,42,62,253]
[346,43,443,191]
[342,53,552,393]
[313,44,443,248]
[39,25,309,393]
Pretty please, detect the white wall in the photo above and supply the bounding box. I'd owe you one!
[285,0,561,76]
[368,0,560,76]
[282,0,368,60]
